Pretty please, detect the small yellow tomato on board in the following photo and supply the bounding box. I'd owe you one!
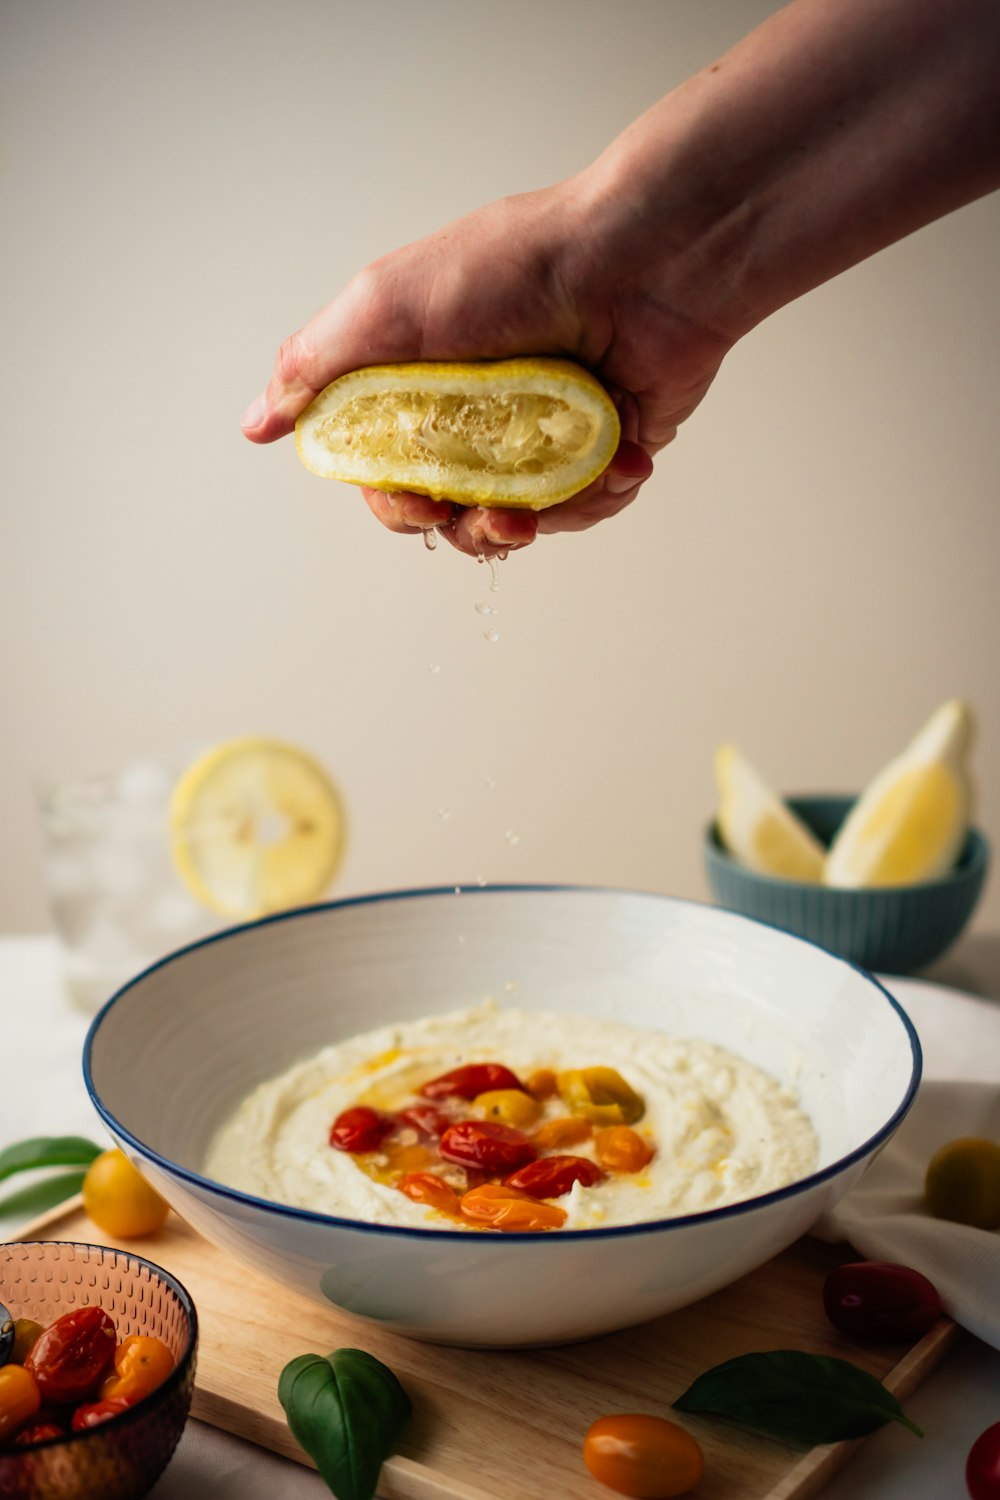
[82,1150,169,1238]
[924,1137,1000,1229]
[0,1365,41,1443]
[583,1414,704,1498]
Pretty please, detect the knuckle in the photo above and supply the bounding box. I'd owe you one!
[275,329,309,389]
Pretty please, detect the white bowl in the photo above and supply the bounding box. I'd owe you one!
[84,886,920,1347]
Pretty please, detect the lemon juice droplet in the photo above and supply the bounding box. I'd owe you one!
[485,776,496,790]
[505,829,520,846]
[476,875,487,887]
[428,662,441,675]
[437,808,451,822]
[487,556,501,592]
[422,529,438,551]
[454,885,462,895]
[474,601,498,616]
[484,629,500,644]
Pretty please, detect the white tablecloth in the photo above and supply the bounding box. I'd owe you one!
[5,936,1000,1499]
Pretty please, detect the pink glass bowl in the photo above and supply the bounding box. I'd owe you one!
[0,1241,197,1500]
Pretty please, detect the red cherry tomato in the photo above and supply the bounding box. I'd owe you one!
[328,1106,388,1153]
[397,1105,452,1138]
[505,1154,605,1198]
[24,1307,117,1403]
[439,1119,536,1172]
[967,1421,1000,1500]
[13,1423,66,1447]
[71,1396,132,1432]
[420,1063,525,1100]
[583,1414,704,1498]
[823,1261,943,1341]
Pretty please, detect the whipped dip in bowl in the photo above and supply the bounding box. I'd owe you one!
[85,886,920,1347]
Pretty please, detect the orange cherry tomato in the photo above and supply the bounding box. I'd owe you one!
[595,1126,655,1173]
[527,1068,558,1100]
[98,1335,174,1404]
[505,1154,604,1198]
[398,1172,462,1216]
[533,1116,592,1150]
[0,1364,41,1443]
[24,1307,117,1404]
[460,1183,567,1231]
[583,1414,704,1498]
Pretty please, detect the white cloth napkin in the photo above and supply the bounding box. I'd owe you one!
[814,1079,1000,1349]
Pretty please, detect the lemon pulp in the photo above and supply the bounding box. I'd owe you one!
[295,358,620,509]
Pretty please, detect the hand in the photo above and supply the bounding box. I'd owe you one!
[241,175,733,557]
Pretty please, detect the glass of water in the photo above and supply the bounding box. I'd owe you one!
[36,751,219,1015]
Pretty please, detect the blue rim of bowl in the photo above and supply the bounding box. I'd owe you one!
[705,800,990,893]
[0,1241,197,1451]
[83,883,922,1245]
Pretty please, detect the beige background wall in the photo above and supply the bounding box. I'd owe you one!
[2,0,998,939]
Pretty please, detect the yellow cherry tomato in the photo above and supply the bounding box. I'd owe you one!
[583,1414,704,1498]
[0,1365,41,1443]
[924,1137,1000,1229]
[533,1115,592,1150]
[82,1149,170,1238]
[99,1335,174,1404]
[473,1089,541,1129]
[595,1126,655,1173]
[557,1067,644,1126]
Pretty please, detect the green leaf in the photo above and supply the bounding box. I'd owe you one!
[673,1350,923,1446]
[278,1348,411,1500]
[0,1137,103,1184]
[0,1170,88,1220]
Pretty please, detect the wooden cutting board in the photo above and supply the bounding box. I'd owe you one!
[15,1198,957,1499]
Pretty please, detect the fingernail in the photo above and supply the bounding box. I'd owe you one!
[606,471,639,494]
[241,394,267,430]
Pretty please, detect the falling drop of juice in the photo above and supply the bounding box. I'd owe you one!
[428,662,441,675]
[437,808,451,822]
[422,529,438,551]
[483,629,500,644]
[476,875,487,887]
[504,829,520,846]
[487,556,501,592]
[474,601,498,617]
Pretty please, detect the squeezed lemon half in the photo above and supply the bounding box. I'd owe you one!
[170,738,345,918]
[295,357,621,509]
[714,745,826,883]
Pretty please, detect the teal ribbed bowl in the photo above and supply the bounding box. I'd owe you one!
[704,794,990,974]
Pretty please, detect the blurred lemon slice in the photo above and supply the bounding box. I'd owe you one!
[824,700,973,888]
[295,357,620,510]
[170,738,345,918]
[715,745,825,882]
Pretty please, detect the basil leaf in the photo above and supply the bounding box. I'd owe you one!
[0,1169,88,1220]
[278,1347,411,1500]
[674,1350,923,1446]
[0,1137,103,1183]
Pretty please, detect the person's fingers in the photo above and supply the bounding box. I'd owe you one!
[536,438,654,534]
[444,505,539,558]
[361,488,454,535]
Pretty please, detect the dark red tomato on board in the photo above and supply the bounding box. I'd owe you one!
[505,1154,605,1198]
[967,1421,1000,1500]
[420,1063,525,1100]
[24,1308,117,1403]
[328,1107,388,1153]
[397,1105,452,1138]
[71,1396,132,1432]
[439,1120,536,1173]
[823,1261,943,1341]
[14,1423,67,1446]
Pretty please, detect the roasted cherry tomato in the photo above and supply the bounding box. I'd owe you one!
[329,1106,389,1153]
[527,1068,558,1100]
[439,1120,536,1173]
[583,1413,704,1498]
[473,1089,540,1128]
[98,1335,174,1404]
[533,1116,592,1150]
[967,1420,1000,1500]
[82,1149,169,1239]
[0,1304,13,1368]
[823,1261,943,1341]
[505,1154,604,1198]
[71,1396,132,1432]
[595,1126,655,1173]
[420,1063,525,1100]
[0,1365,41,1443]
[460,1183,567,1231]
[925,1137,1000,1229]
[24,1307,116,1404]
[398,1172,462,1215]
[397,1105,452,1138]
[14,1422,66,1447]
[556,1067,644,1126]
[10,1319,44,1366]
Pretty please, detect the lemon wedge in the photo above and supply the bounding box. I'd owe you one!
[714,745,825,882]
[169,738,345,918]
[824,700,974,888]
[295,357,620,509]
